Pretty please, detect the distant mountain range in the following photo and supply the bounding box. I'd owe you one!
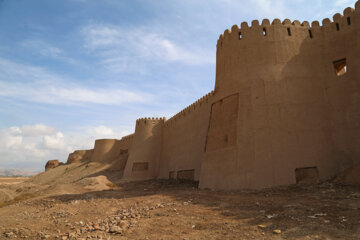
[0,169,39,177]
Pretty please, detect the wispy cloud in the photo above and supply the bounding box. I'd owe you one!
[20,39,78,64]
[0,58,153,106]
[334,0,353,7]
[82,24,215,66]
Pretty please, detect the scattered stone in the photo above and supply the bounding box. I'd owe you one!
[119,221,127,229]
[273,229,282,234]
[4,232,15,238]
[109,225,122,234]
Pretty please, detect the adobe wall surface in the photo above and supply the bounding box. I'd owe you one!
[199,2,360,189]
[122,118,165,180]
[158,92,214,181]
[91,135,133,163]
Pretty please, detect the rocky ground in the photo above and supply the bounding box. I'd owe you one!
[0,176,360,240]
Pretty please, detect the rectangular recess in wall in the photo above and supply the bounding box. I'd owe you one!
[333,58,347,76]
[169,171,175,180]
[132,162,149,171]
[177,169,195,181]
[295,167,319,184]
[205,93,239,152]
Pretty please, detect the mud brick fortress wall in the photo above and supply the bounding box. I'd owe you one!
[66,2,360,189]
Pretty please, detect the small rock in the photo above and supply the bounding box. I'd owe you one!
[4,232,15,238]
[109,225,122,234]
[119,221,127,229]
[273,229,281,234]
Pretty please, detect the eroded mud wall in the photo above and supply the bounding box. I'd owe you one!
[91,135,134,164]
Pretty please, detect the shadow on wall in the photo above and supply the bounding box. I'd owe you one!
[273,11,360,182]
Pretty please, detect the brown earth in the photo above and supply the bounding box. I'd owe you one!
[0,162,359,240]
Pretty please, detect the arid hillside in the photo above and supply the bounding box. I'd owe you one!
[0,161,360,239]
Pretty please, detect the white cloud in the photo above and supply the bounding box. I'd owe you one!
[0,123,134,171]
[93,126,114,136]
[82,24,215,66]
[0,127,23,148]
[43,132,66,150]
[21,124,57,137]
[0,58,152,106]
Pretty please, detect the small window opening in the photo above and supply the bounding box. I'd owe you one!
[220,41,222,47]
[347,17,351,25]
[263,28,267,36]
[336,23,340,31]
[333,58,347,76]
[239,32,242,40]
[308,30,313,38]
[287,28,292,36]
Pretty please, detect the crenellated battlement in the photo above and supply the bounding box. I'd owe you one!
[217,0,360,49]
[217,18,311,48]
[121,133,134,141]
[164,90,214,127]
[136,117,166,126]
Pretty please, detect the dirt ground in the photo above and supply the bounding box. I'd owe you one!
[0,175,360,240]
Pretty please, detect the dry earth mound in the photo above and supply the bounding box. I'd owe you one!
[78,175,116,191]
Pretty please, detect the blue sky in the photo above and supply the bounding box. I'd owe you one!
[0,0,356,171]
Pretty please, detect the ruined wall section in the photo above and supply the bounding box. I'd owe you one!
[158,91,214,181]
[89,135,134,175]
[91,134,134,163]
[200,1,360,189]
[122,118,165,180]
[67,149,94,164]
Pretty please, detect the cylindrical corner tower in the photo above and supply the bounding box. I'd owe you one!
[122,117,165,180]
